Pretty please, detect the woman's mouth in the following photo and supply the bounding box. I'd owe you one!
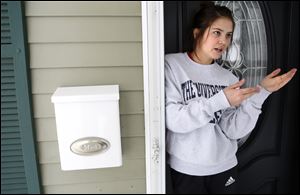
[214,48,223,53]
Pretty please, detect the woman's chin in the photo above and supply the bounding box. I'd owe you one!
[211,53,223,60]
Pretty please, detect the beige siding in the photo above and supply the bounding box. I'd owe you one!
[41,159,145,185]
[30,43,142,68]
[25,1,141,16]
[27,17,141,43]
[31,68,143,94]
[44,179,146,194]
[25,1,145,193]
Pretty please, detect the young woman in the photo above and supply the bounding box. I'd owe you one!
[165,2,297,194]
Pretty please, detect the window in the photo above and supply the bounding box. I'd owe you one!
[215,1,268,146]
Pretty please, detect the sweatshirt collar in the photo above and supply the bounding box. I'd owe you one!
[184,52,217,68]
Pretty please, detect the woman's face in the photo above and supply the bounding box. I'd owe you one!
[195,17,233,63]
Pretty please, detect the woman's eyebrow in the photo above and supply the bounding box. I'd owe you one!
[212,27,232,33]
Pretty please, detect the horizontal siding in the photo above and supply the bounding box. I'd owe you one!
[25,1,145,193]
[44,179,146,194]
[29,43,143,68]
[40,159,145,186]
[38,137,145,164]
[31,67,143,94]
[27,17,142,43]
[25,1,141,16]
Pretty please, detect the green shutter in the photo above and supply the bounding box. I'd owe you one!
[1,1,41,194]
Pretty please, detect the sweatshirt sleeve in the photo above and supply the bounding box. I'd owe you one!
[218,85,271,139]
[165,60,231,134]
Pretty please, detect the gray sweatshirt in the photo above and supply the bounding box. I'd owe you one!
[165,52,271,176]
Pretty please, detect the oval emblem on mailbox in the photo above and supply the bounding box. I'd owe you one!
[70,137,110,155]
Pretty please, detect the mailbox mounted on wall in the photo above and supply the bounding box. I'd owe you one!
[51,85,122,171]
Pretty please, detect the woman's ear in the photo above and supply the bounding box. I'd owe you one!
[193,28,200,39]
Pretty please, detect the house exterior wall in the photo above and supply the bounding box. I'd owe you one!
[25,1,146,193]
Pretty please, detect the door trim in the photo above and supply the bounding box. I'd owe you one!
[141,1,166,194]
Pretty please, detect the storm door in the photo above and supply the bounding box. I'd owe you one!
[164,1,299,193]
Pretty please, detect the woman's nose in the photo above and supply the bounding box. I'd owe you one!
[218,36,226,45]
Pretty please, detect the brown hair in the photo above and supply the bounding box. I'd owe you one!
[186,1,235,52]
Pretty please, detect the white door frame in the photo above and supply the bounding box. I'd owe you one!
[141,1,166,194]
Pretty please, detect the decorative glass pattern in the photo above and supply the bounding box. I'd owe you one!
[215,1,268,146]
[215,1,267,88]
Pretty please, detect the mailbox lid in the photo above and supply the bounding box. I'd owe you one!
[51,85,119,103]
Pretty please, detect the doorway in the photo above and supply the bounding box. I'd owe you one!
[164,1,299,193]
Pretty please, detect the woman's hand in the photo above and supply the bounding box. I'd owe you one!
[260,68,297,92]
[224,79,260,107]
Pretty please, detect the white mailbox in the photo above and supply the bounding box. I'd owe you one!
[51,85,122,171]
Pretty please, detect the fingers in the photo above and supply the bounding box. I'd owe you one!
[240,87,260,95]
[280,68,297,81]
[229,79,245,89]
[278,68,297,88]
[266,68,281,79]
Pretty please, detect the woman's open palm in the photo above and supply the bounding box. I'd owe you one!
[260,68,297,92]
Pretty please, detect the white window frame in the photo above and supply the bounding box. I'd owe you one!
[141,1,166,194]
